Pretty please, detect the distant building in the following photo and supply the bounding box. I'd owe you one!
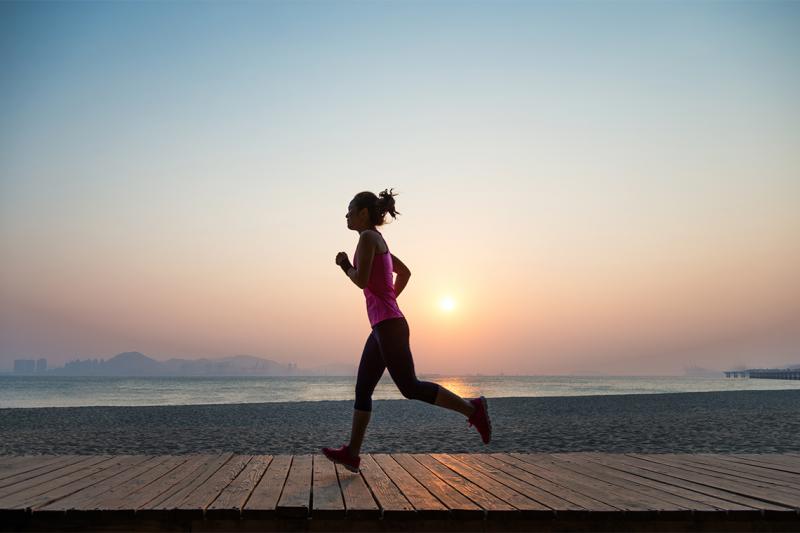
[36,358,47,372]
[13,359,36,374]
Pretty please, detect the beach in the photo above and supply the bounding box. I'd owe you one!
[1,389,798,456]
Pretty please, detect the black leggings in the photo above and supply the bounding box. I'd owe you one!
[354,317,440,412]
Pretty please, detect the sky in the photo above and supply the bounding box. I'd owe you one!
[1,0,798,375]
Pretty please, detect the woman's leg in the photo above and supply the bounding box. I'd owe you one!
[348,409,371,457]
[350,331,386,456]
[433,386,476,417]
[373,317,476,418]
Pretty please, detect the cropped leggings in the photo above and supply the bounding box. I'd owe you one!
[354,316,440,412]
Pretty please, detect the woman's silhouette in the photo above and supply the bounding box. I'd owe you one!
[322,188,491,472]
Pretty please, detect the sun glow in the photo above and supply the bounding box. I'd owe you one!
[439,296,456,312]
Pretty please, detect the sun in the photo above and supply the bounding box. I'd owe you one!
[439,296,456,312]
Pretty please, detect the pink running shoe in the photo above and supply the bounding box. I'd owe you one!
[321,443,361,473]
[467,396,492,444]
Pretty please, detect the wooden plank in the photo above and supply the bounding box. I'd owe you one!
[732,454,800,475]
[760,453,800,464]
[432,453,552,518]
[81,455,192,512]
[557,453,747,511]
[335,461,380,519]
[172,454,252,518]
[142,453,235,515]
[242,454,291,519]
[206,455,273,520]
[4,452,799,530]
[101,454,213,512]
[627,454,800,509]
[0,455,91,488]
[275,454,311,518]
[600,454,789,511]
[40,455,171,512]
[3,456,144,510]
[413,453,516,518]
[548,454,715,511]
[507,453,663,512]
[0,456,34,470]
[35,455,162,511]
[755,454,800,465]
[392,453,482,519]
[654,454,800,492]
[310,454,344,519]
[720,454,800,477]
[454,453,583,512]
[677,454,800,489]
[760,454,800,467]
[372,454,448,518]
[578,453,767,512]
[476,454,616,512]
[515,453,685,512]
[359,454,414,518]
[0,455,114,505]
[0,456,77,482]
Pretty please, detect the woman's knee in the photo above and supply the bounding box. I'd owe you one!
[353,396,372,412]
[398,383,416,400]
[398,379,438,404]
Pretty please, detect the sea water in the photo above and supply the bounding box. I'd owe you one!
[2,374,800,408]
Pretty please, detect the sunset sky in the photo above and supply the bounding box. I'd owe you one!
[1,1,798,375]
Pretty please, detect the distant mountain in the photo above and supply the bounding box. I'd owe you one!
[48,352,164,377]
[46,351,344,377]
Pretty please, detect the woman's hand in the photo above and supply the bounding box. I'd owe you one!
[336,251,354,277]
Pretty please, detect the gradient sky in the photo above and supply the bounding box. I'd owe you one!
[1,0,798,375]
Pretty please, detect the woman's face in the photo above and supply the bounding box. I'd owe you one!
[345,201,366,231]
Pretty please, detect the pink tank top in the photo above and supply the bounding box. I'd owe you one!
[353,232,405,327]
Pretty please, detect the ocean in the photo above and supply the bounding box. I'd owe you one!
[2,374,800,409]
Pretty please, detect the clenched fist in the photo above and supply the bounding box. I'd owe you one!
[336,252,354,275]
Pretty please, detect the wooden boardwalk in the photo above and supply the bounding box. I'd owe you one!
[1,453,799,531]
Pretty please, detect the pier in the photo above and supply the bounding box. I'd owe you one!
[1,452,799,531]
[724,368,800,380]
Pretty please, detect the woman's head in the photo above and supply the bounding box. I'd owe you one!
[346,188,400,231]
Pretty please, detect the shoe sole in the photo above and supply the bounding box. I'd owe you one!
[479,395,492,444]
[322,450,360,473]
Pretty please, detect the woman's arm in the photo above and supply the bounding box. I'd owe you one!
[391,253,411,296]
[347,232,377,289]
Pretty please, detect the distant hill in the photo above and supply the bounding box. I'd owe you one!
[48,352,164,377]
[46,352,356,377]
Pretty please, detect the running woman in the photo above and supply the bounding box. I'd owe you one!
[321,188,491,473]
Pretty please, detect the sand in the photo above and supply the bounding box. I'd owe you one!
[1,389,798,455]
